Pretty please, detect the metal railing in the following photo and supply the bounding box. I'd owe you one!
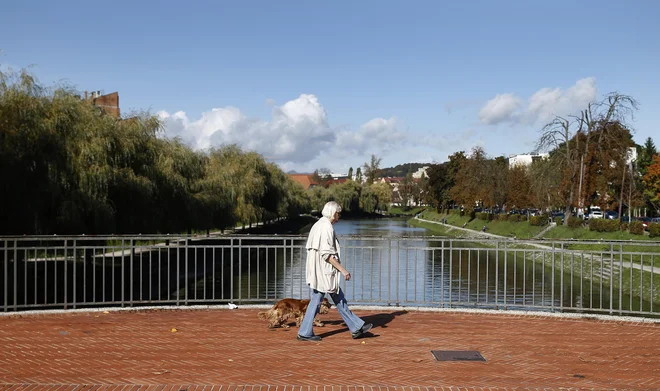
[1,235,659,317]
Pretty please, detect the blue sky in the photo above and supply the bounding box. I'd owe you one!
[2,0,659,173]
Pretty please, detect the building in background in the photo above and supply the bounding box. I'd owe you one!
[84,90,120,118]
[412,166,429,179]
[288,174,318,190]
[508,153,549,167]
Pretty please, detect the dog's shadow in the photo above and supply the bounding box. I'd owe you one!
[317,310,408,339]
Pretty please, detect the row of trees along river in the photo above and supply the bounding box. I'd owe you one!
[2,67,659,238]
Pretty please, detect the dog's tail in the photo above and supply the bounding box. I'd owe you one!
[257,310,270,320]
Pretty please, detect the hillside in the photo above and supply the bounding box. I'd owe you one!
[379,162,432,178]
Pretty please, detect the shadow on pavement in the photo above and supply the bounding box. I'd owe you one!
[318,310,408,338]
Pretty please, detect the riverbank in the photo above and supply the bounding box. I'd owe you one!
[232,215,317,235]
[414,210,659,243]
[408,213,660,305]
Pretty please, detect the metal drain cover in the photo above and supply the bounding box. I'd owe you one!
[431,350,486,362]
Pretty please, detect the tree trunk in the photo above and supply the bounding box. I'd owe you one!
[618,163,626,222]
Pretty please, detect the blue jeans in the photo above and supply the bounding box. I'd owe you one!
[298,287,365,338]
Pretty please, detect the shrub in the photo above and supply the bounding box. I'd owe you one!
[554,217,563,225]
[477,212,488,221]
[604,219,620,232]
[629,221,644,235]
[620,222,629,232]
[469,209,475,220]
[498,214,508,221]
[649,223,660,238]
[529,215,543,226]
[567,217,582,228]
[589,219,618,232]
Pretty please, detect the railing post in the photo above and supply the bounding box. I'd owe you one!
[63,240,68,310]
[449,240,453,306]
[503,241,507,310]
[13,239,18,311]
[387,239,391,306]
[441,240,445,305]
[551,242,555,312]
[127,239,132,308]
[72,239,77,309]
[230,238,234,304]
[3,240,7,312]
[395,238,400,306]
[238,238,242,303]
[185,238,189,306]
[619,243,623,315]
[176,238,180,306]
[495,241,499,308]
[560,242,564,311]
[610,243,614,315]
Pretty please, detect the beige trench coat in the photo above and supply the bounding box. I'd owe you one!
[305,217,341,293]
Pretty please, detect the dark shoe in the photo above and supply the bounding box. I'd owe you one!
[297,334,321,342]
[351,323,373,339]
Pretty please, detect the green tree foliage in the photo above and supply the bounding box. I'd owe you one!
[425,151,465,210]
[0,68,310,234]
[643,154,660,211]
[362,154,382,185]
[370,182,392,212]
[450,147,492,208]
[638,137,657,177]
[355,167,363,183]
[506,164,533,209]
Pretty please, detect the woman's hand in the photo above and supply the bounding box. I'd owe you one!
[327,255,351,281]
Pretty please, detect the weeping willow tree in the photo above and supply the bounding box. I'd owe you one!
[0,68,312,235]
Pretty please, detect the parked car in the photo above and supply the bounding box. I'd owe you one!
[550,211,565,224]
[604,210,619,220]
[636,217,652,230]
[589,210,604,219]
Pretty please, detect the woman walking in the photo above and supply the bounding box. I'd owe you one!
[297,201,373,342]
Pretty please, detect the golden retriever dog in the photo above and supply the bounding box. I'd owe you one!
[258,298,332,329]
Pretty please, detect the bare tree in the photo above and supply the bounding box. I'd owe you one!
[536,92,638,223]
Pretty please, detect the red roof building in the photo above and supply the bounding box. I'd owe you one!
[288,174,318,190]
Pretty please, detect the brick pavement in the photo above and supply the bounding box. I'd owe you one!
[1,307,659,391]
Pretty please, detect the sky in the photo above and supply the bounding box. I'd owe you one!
[2,0,659,174]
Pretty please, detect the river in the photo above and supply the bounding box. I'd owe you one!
[236,217,641,314]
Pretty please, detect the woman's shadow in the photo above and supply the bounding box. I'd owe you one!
[317,310,408,339]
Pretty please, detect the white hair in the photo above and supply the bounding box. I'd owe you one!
[321,201,342,219]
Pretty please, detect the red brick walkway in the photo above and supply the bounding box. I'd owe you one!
[1,307,659,391]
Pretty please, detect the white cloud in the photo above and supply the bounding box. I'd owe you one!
[478,93,523,125]
[158,94,408,170]
[479,78,598,126]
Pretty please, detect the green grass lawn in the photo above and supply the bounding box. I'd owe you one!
[416,210,546,239]
[541,225,653,241]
